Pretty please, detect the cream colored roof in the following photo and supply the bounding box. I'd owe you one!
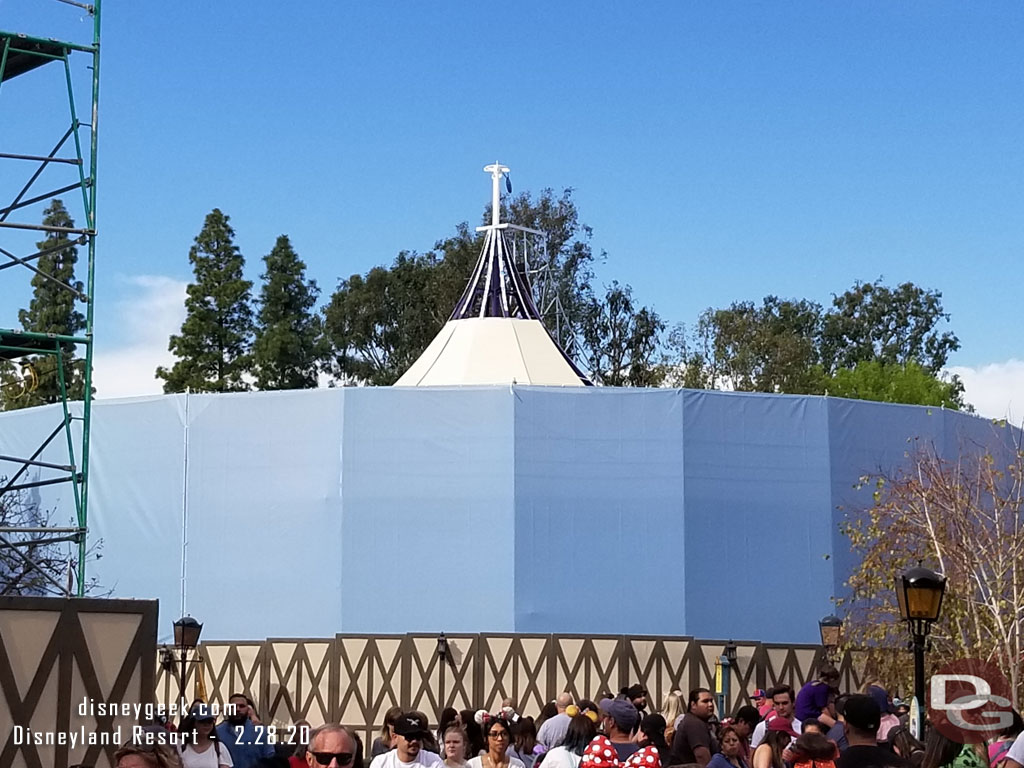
[394,318,587,387]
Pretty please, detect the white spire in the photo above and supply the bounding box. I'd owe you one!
[483,162,509,226]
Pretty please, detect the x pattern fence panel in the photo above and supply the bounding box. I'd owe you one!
[164,634,864,733]
[1,597,157,768]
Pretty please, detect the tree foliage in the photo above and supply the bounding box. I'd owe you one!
[323,252,443,386]
[252,235,325,390]
[581,281,664,386]
[668,297,823,393]
[157,209,254,393]
[838,434,1024,704]
[2,200,87,410]
[668,279,966,408]
[822,360,967,410]
[821,279,960,374]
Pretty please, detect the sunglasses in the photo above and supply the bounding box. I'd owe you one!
[312,753,355,766]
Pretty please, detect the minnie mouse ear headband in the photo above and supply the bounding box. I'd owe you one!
[474,708,518,727]
[581,736,661,768]
[566,704,600,723]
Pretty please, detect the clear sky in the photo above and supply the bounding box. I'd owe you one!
[1,0,1021,416]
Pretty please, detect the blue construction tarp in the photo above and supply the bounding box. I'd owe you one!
[0,387,1016,643]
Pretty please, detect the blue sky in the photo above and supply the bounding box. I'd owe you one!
[1,1,1021,413]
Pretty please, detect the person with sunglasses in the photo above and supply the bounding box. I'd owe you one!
[305,725,358,768]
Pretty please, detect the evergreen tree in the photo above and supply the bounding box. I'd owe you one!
[4,199,87,409]
[252,235,324,390]
[156,209,254,393]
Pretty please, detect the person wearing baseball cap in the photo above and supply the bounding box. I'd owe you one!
[751,690,772,718]
[370,712,444,768]
[598,698,641,760]
[835,695,908,768]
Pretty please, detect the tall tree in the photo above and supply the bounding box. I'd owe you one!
[156,209,254,393]
[821,279,960,374]
[580,281,665,386]
[3,200,87,409]
[252,235,325,390]
[668,280,967,408]
[838,438,1024,704]
[671,297,823,393]
[323,251,443,386]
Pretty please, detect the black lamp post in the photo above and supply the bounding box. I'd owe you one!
[895,566,946,709]
[819,615,843,661]
[173,616,203,709]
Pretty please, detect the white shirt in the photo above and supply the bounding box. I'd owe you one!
[182,743,234,768]
[371,750,445,768]
[749,717,802,749]
[468,757,526,768]
[539,747,582,768]
[1006,733,1024,765]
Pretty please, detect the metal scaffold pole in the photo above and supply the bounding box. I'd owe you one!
[0,0,102,598]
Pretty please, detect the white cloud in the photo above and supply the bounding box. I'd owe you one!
[947,359,1024,422]
[92,275,187,399]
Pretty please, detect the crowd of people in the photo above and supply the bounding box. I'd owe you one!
[113,667,1024,768]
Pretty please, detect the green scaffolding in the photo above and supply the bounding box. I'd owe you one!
[0,2,101,597]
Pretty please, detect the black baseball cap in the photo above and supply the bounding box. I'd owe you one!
[393,712,430,738]
[841,694,880,732]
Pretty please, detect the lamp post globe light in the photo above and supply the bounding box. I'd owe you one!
[895,566,946,710]
[819,614,843,660]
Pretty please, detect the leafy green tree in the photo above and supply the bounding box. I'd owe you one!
[323,252,442,385]
[3,200,87,409]
[821,279,960,374]
[156,209,254,393]
[252,235,325,390]
[668,280,967,408]
[580,281,665,386]
[822,360,967,409]
[670,297,823,393]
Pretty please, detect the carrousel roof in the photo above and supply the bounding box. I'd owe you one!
[394,163,591,387]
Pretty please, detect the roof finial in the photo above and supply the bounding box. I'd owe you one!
[483,162,509,227]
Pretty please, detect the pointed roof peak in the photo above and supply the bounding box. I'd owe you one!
[393,163,592,387]
[450,162,540,321]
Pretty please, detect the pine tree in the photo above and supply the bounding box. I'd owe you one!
[5,199,87,409]
[156,209,254,393]
[252,235,324,390]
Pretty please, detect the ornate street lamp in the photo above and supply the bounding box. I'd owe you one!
[437,632,449,662]
[895,566,946,708]
[819,615,843,660]
[173,616,203,711]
